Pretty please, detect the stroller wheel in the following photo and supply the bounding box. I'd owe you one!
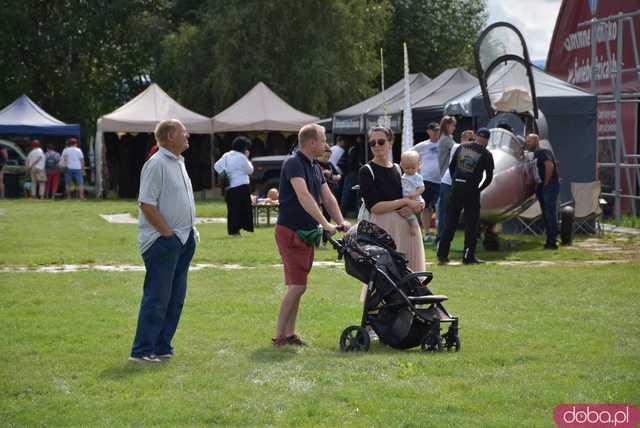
[443,322,461,352]
[339,326,371,352]
[420,335,443,352]
[450,337,461,352]
[421,325,443,353]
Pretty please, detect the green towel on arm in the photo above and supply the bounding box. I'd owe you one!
[296,227,323,247]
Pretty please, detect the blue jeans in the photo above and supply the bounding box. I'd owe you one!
[131,231,196,357]
[536,182,559,245]
[436,183,451,240]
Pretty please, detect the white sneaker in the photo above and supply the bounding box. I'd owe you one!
[156,352,174,359]
[128,354,161,363]
[423,234,434,243]
[368,329,379,341]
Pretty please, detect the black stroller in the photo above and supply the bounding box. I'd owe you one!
[329,221,460,352]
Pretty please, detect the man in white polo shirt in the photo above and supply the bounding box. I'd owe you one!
[412,122,441,242]
[130,119,197,363]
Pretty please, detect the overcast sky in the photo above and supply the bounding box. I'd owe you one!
[486,0,562,60]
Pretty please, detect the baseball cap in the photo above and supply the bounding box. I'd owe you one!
[426,122,440,131]
[476,128,490,139]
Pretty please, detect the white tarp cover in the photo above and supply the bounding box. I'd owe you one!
[444,66,593,117]
[211,82,319,133]
[99,83,212,133]
[95,83,212,197]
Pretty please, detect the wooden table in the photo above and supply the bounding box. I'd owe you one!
[253,203,279,227]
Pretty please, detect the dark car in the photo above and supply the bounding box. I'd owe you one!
[250,154,288,195]
[1,140,27,197]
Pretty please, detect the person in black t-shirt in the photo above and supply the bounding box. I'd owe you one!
[340,136,367,216]
[359,126,426,273]
[273,124,350,348]
[527,133,560,249]
[437,128,494,264]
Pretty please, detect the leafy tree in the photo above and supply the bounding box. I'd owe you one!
[154,0,391,117]
[0,0,170,138]
[0,0,487,142]
[381,0,487,83]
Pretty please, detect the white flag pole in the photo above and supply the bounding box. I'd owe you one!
[380,48,389,128]
[402,42,414,152]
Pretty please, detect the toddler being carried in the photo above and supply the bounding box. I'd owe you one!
[400,150,425,237]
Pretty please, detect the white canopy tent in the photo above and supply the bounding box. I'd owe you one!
[212,82,318,133]
[95,83,212,197]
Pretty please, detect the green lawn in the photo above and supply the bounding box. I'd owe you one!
[603,214,640,229]
[0,200,638,427]
[1,199,635,267]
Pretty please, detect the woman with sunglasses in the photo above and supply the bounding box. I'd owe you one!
[358,127,426,272]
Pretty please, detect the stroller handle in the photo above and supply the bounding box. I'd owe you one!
[324,230,346,257]
[396,271,433,289]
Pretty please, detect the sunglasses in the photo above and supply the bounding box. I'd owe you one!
[368,138,387,147]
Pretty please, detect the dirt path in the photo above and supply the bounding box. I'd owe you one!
[0,258,635,273]
[100,213,227,224]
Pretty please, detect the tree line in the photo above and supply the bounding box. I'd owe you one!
[0,0,486,141]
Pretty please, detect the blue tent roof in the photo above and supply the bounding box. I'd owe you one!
[0,95,80,136]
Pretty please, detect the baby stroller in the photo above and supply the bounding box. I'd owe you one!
[328,221,460,352]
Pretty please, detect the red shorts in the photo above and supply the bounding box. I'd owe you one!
[275,224,314,286]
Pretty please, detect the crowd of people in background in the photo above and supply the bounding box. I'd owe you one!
[22,137,85,200]
[311,118,497,264]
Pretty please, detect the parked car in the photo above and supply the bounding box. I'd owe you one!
[250,154,288,196]
[0,139,27,197]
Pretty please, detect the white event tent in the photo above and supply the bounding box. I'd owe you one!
[94,84,212,197]
[212,82,318,133]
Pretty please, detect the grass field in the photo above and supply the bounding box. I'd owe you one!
[0,200,638,427]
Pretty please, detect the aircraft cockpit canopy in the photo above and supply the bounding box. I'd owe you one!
[475,22,538,120]
[487,128,524,160]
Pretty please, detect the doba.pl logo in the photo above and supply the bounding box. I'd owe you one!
[554,404,640,428]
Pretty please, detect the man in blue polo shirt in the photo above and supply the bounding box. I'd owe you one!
[273,123,350,347]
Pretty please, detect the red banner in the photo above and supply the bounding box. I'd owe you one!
[546,0,640,94]
[547,0,639,212]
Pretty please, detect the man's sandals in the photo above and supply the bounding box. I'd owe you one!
[271,335,307,348]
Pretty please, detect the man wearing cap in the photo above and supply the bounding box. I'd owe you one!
[437,127,494,264]
[61,138,85,199]
[412,122,441,243]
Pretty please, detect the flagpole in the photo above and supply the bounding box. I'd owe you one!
[402,42,414,152]
[380,48,387,119]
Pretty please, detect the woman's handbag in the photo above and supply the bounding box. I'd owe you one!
[219,170,230,189]
[356,164,374,222]
[218,155,230,195]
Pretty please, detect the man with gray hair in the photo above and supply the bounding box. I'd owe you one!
[130,119,197,363]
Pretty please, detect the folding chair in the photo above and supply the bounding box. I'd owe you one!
[570,181,603,234]
[515,200,543,235]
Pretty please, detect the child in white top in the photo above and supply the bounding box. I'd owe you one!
[400,150,425,237]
